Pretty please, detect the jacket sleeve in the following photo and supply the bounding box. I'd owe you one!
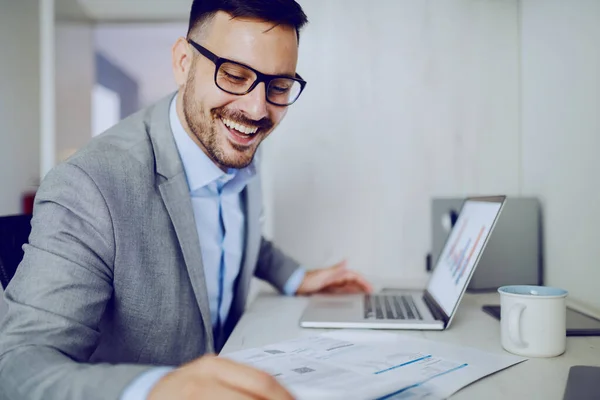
[0,162,153,400]
[254,237,302,293]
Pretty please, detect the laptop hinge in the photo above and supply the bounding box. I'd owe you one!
[423,292,448,325]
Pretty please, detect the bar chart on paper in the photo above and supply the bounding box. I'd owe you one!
[223,331,524,400]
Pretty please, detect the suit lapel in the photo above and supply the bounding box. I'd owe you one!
[159,177,214,351]
[148,93,214,351]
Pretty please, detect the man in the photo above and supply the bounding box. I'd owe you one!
[0,0,372,399]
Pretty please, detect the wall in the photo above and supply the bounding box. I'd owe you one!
[0,0,41,215]
[521,0,600,310]
[95,52,139,120]
[94,23,185,108]
[55,23,95,162]
[263,0,520,285]
[0,0,41,319]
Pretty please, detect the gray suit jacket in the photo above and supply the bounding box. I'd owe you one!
[0,94,300,400]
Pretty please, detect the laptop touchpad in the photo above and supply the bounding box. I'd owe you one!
[311,296,359,310]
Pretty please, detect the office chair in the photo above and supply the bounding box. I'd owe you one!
[0,214,32,289]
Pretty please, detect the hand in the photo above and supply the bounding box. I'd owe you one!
[148,355,294,400]
[295,260,373,295]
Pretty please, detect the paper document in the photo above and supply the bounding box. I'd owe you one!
[223,331,525,400]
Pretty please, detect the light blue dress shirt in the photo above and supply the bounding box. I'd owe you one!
[120,95,306,400]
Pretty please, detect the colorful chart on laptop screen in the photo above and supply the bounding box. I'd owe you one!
[427,200,503,315]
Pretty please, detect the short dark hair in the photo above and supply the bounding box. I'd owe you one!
[187,0,308,43]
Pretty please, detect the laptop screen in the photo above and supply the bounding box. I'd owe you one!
[426,198,504,316]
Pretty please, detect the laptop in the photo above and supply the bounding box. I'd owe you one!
[300,195,506,330]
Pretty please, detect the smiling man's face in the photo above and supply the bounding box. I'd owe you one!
[174,11,299,170]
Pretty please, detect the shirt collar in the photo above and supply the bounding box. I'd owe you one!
[169,95,256,195]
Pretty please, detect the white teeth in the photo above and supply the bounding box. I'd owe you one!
[221,118,258,135]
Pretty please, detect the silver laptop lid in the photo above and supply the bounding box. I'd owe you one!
[424,196,506,326]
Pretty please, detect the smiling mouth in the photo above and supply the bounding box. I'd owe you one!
[220,117,259,136]
[219,116,262,147]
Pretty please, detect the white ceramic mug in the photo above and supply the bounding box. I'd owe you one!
[498,285,568,357]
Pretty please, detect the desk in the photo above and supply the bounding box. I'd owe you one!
[223,292,600,399]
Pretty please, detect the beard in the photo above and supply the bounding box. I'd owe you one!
[182,64,274,169]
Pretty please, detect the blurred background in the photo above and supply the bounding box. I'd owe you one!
[0,0,598,311]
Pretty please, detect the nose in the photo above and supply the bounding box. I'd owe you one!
[239,82,269,121]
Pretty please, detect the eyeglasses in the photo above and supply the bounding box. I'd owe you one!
[187,39,306,107]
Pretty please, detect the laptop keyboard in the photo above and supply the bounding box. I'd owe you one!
[364,294,423,320]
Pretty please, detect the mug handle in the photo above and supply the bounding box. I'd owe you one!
[508,303,528,348]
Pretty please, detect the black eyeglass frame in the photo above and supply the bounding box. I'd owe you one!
[187,39,307,106]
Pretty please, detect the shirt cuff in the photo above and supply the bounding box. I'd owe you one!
[120,367,174,400]
[283,266,306,296]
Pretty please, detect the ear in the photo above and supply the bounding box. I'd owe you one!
[172,37,193,87]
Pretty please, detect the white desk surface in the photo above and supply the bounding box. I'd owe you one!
[223,292,600,399]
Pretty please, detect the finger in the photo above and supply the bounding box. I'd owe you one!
[323,260,347,278]
[200,383,258,400]
[345,272,373,293]
[321,264,351,286]
[338,282,369,294]
[326,270,373,293]
[323,282,366,294]
[207,357,293,400]
[327,279,370,294]
[214,359,291,400]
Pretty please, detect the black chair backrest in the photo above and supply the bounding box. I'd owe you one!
[0,214,32,289]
